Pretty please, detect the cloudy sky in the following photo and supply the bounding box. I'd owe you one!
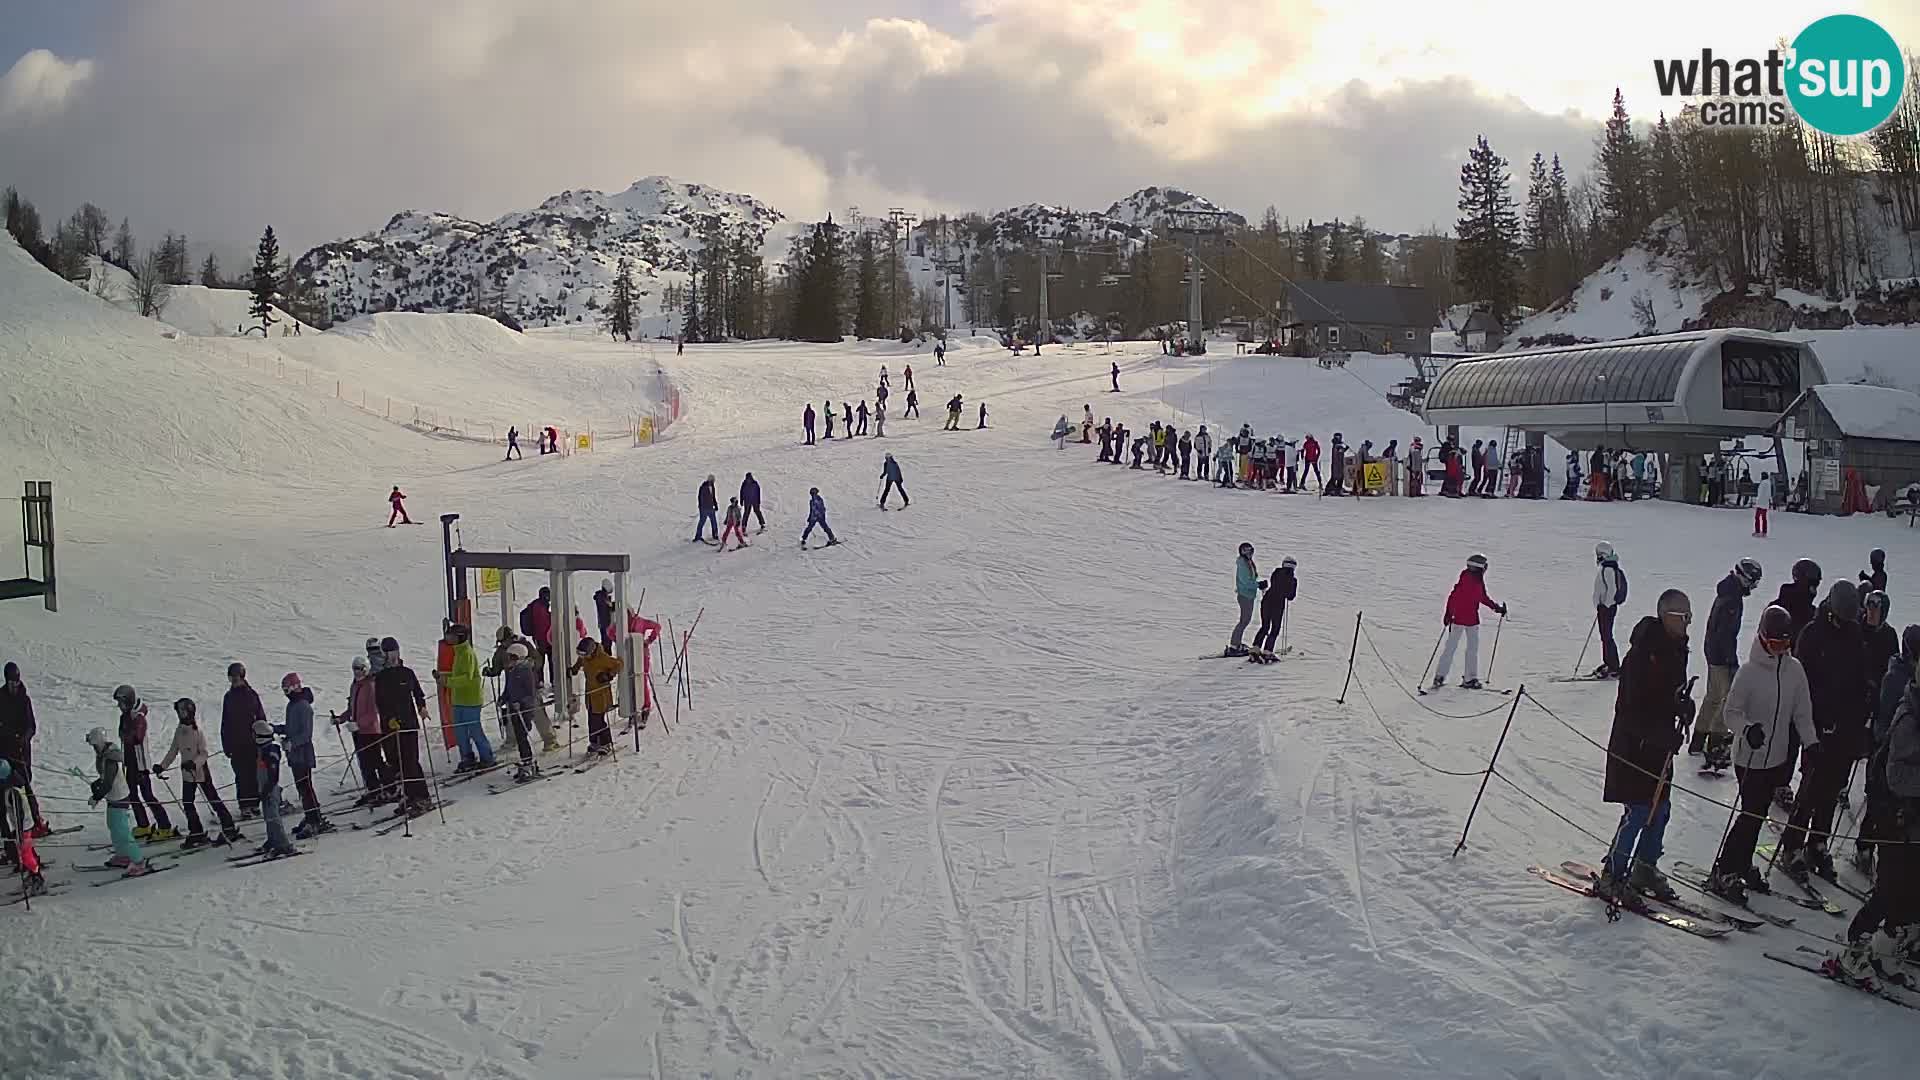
[2,0,1915,262]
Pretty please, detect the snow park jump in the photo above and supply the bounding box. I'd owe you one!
[11,11,1920,1071]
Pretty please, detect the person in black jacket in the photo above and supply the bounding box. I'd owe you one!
[1862,591,1897,707]
[373,637,433,810]
[693,475,719,543]
[220,662,267,817]
[1856,623,1920,875]
[1858,547,1887,593]
[740,473,765,532]
[1780,581,1869,882]
[1249,560,1298,660]
[1694,558,1762,762]
[1598,589,1695,902]
[0,662,49,837]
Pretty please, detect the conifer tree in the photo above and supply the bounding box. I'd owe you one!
[1453,135,1522,325]
[683,266,702,343]
[606,256,637,340]
[200,252,221,287]
[1649,113,1683,218]
[1324,219,1350,281]
[1523,152,1552,306]
[1352,217,1386,284]
[1598,89,1650,248]
[1298,220,1323,279]
[854,231,883,338]
[111,218,135,269]
[249,225,281,335]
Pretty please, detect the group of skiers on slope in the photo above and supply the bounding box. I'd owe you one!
[511,584,659,764]
[503,425,564,461]
[690,455,911,551]
[1579,544,1920,986]
[1223,544,1298,663]
[801,365,927,445]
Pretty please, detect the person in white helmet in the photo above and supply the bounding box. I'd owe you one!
[85,727,155,876]
[1591,542,1627,679]
[1434,554,1506,690]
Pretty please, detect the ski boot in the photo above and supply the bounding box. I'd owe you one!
[1703,868,1747,906]
[1772,785,1795,811]
[1781,846,1812,885]
[1589,664,1615,680]
[1593,866,1630,905]
[1629,859,1679,903]
[1223,644,1249,658]
[1807,845,1837,883]
[1890,924,1920,963]
[1833,936,1878,985]
[106,852,131,868]
[218,826,245,846]
[1850,846,1876,879]
[20,872,48,897]
[148,825,178,842]
[1687,729,1707,757]
[1740,865,1772,896]
[1459,678,1484,690]
[453,759,479,775]
[27,821,52,839]
[179,832,211,851]
[132,825,154,841]
[120,860,153,878]
[1702,734,1733,772]
[541,739,562,753]
[1430,674,1446,689]
[513,763,542,784]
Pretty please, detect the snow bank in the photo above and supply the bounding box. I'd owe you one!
[1807,383,1920,439]
[1506,232,1713,346]
[159,283,308,338]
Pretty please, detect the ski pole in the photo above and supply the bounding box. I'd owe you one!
[1279,609,1289,656]
[1417,626,1446,690]
[1335,611,1362,704]
[1573,611,1597,675]
[1485,613,1507,683]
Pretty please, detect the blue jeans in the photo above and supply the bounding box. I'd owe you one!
[695,508,718,540]
[262,782,293,852]
[1604,798,1671,879]
[454,704,495,765]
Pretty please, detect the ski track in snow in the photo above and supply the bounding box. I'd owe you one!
[5,230,1920,1077]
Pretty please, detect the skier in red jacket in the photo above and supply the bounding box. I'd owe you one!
[1300,435,1322,489]
[387,487,414,527]
[1433,554,1507,690]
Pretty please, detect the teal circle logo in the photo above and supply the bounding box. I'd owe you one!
[1786,15,1906,136]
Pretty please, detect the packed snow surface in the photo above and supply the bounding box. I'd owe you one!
[1804,383,1920,441]
[3,236,1920,1077]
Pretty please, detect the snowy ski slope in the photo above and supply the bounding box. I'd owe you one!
[2,235,1919,1077]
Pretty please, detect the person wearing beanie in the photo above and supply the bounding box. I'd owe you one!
[1779,580,1869,882]
[1596,588,1695,903]
[694,475,720,543]
[374,638,434,811]
[593,579,617,648]
[252,718,297,858]
[220,662,267,817]
[85,726,154,876]
[0,661,51,837]
[155,697,242,848]
[277,673,331,837]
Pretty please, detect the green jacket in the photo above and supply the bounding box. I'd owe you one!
[447,642,485,708]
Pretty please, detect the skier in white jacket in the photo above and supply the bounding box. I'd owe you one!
[1480,439,1502,497]
[1705,604,1817,904]
[1591,542,1626,678]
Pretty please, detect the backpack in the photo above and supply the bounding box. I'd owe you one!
[518,605,536,636]
[1612,565,1629,606]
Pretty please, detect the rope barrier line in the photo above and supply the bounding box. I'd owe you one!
[1358,624,1511,720]
[1349,676,1492,778]
[1519,689,1909,848]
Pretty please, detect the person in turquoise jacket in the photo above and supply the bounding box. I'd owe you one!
[438,623,496,772]
[1227,543,1267,656]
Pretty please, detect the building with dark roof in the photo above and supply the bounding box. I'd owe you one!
[1278,281,1434,356]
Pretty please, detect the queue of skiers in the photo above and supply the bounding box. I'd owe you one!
[802,365,928,445]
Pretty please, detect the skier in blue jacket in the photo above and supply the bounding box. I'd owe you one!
[802,488,838,548]
[252,719,297,858]
[1227,543,1267,657]
[277,673,331,838]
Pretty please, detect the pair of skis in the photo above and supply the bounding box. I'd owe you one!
[1526,864,1732,938]
[70,862,179,887]
[1557,861,1770,930]
[1418,683,1511,697]
[1667,861,1841,917]
[1766,948,1920,1011]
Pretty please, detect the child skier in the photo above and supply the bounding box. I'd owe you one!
[501,644,543,782]
[880,453,909,509]
[155,698,242,848]
[112,685,175,841]
[719,498,750,552]
[1433,554,1507,690]
[570,638,622,756]
[277,674,332,838]
[84,727,154,876]
[802,488,838,548]
[0,759,47,895]
[387,486,413,527]
[1249,558,1298,662]
[252,719,298,858]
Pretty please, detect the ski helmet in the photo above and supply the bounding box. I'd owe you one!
[84,726,111,749]
[1595,541,1615,562]
[507,642,529,661]
[1734,557,1763,589]
[281,672,302,692]
[1758,605,1795,655]
[1238,542,1254,557]
[602,578,613,593]
[173,697,196,721]
[447,622,471,643]
[1903,624,1920,663]
[809,487,819,496]
[1282,556,1298,569]
[227,662,247,680]
[1871,547,1886,567]
[1865,590,1891,622]
[253,719,274,739]
[495,626,514,644]
[1466,553,1489,572]
[1791,558,1822,587]
[351,656,369,675]
[1827,580,1861,623]
[576,638,595,655]
[112,684,137,709]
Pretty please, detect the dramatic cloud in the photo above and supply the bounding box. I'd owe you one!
[0,49,94,126]
[0,0,1914,261]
